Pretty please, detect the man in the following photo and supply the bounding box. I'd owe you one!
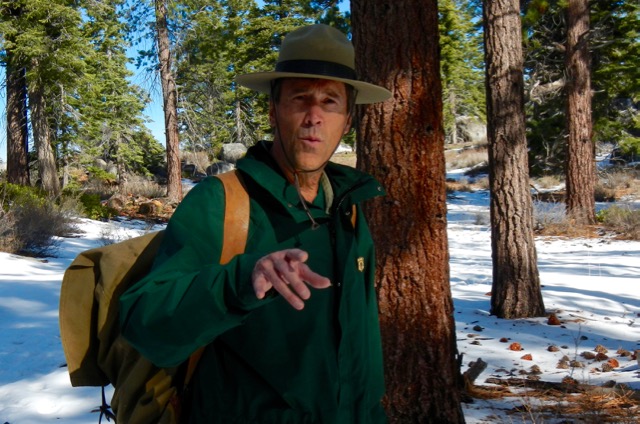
[120,24,391,423]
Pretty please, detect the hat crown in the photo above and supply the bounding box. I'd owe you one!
[234,24,391,104]
[278,24,355,70]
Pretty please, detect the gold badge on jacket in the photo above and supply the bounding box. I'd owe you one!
[357,257,365,272]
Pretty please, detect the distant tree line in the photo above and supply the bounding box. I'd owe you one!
[2,0,637,197]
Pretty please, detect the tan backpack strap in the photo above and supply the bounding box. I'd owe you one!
[217,170,250,264]
[351,204,357,228]
[183,170,249,391]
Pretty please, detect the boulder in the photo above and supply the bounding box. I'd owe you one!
[206,161,235,176]
[219,143,247,164]
[94,158,108,170]
[457,116,487,145]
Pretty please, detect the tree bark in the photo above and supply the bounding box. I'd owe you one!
[483,0,545,318]
[6,59,30,186]
[155,0,182,201]
[28,72,60,197]
[352,1,465,422]
[565,0,595,225]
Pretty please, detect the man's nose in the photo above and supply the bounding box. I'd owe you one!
[303,102,323,125]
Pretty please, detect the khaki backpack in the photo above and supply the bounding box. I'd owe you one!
[59,171,249,423]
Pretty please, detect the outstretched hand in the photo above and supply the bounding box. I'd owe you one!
[252,249,331,310]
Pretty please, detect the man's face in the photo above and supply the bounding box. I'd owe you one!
[270,78,352,174]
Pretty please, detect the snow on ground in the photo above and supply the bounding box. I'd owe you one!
[0,184,639,423]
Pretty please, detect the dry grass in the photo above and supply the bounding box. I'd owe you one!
[331,152,357,167]
[597,169,640,201]
[122,175,166,199]
[446,176,490,194]
[532,175,563,190]
[467,382,640,423]
[446,146,489,171]
[598,205,640,240]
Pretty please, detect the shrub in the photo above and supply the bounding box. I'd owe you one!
[533,201,567,230]
[123,175,166,199]
[597,205,640,240]
[87,166,117,184]
[0,183,80,256]
[79,193,116,220]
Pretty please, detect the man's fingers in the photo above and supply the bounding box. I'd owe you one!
[299,264,332,289]
[284,249,308,263]
[252,272,273,299]
[252,249,330,310]
[253,257,305,309]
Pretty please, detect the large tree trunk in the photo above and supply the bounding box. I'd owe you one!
[565,0,595,225]
[155,0,182,201]
[483,0,545,319]
[6,59,30,186]
[28,76,60,197]
[352,1,465,422]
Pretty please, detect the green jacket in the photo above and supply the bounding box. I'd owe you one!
[120,141,387,424]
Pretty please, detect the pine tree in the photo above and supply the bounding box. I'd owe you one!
[175,0,256,156]
[483,0,545,319]
[590,0,640,158]
[74,0,161,183]
[524,0,640,173]
[1,2,30,185]
[7,0,92,196]
[565,0,595,224]
[439,0,485,144]
[353,0,465,421]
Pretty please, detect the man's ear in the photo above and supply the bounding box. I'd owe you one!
[343,116,353,135]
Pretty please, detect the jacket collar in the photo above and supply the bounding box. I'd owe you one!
[236,141,385,219]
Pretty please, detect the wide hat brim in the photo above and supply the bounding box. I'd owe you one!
[234,24,391,105]
[236,71,391,105]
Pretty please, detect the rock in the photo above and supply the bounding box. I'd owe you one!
[107,194,128,211]
[206,161,235,175]
[547,313,562,325]
[94,158,108,170]
[456,116,487,145]
[219,143,247,163]
[606,358,619,368]
[509,342,523,351]
[138,200,163,216]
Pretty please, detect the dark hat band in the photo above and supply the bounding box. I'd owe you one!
[275,59,357,80]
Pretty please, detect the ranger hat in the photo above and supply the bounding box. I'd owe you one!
[235,24,391,104]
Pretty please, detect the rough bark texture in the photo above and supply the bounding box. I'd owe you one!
[156,0,182,201]
[483,0,545,319]
[565,0,595,225]
[28,74,60,197]
[352,1,465,422]
[6,60,30,186]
